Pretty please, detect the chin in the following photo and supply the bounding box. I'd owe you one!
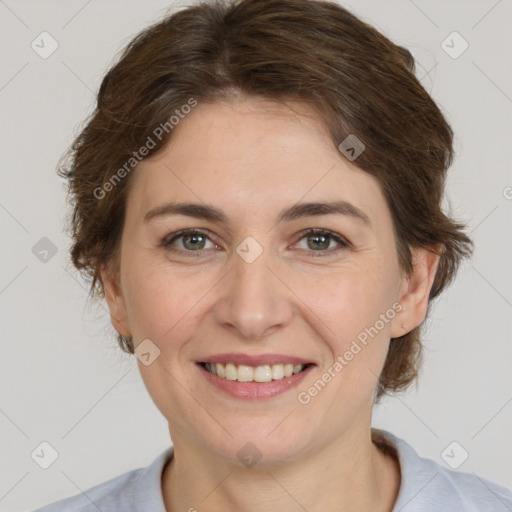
[195,416,317,468]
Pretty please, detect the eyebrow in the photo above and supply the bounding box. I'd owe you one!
[143,200,371,227]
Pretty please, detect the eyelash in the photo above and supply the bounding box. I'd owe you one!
[161,228,350,258]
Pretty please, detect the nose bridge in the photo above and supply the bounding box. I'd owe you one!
[214,236,293,340]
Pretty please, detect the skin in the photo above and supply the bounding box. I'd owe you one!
[101,95,440,511]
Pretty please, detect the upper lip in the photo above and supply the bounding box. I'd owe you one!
[197,353,315,367]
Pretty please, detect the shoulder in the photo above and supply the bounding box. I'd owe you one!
[374,429,512,512]
[30,469,142,512]
[30,447,173,512]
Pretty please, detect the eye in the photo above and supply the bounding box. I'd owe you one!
[293,228,350,257]
[162,229,217,253]
[161,228,350,257]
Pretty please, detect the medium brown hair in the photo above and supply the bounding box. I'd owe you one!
[58,0,473,399]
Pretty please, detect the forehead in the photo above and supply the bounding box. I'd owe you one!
[127,97,387,229]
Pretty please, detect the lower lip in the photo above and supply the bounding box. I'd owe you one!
[198,364,314,399]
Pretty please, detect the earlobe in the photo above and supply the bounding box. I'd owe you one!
[100,263,132,337]
[390,245,441,338]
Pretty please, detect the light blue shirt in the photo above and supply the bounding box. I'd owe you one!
[31,430,512,511]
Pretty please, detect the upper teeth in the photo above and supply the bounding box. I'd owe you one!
[204,363,305,382]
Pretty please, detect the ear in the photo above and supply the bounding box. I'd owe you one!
[390,244,441,338]
[100,263,131,337]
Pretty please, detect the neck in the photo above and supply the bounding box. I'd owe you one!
[162,427,401,512]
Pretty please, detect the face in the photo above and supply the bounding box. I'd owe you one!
[102,96,438,465]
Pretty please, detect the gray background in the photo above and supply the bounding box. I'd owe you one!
[0,0,511,510]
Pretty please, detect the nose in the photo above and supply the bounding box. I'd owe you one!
[213,239,294,342]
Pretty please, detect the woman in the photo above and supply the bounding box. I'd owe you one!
[32,0,511,510]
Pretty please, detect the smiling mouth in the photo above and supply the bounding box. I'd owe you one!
[199,362,313,383]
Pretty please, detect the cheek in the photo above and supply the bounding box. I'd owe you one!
[306,261,397,347]
[122,257,193,343]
